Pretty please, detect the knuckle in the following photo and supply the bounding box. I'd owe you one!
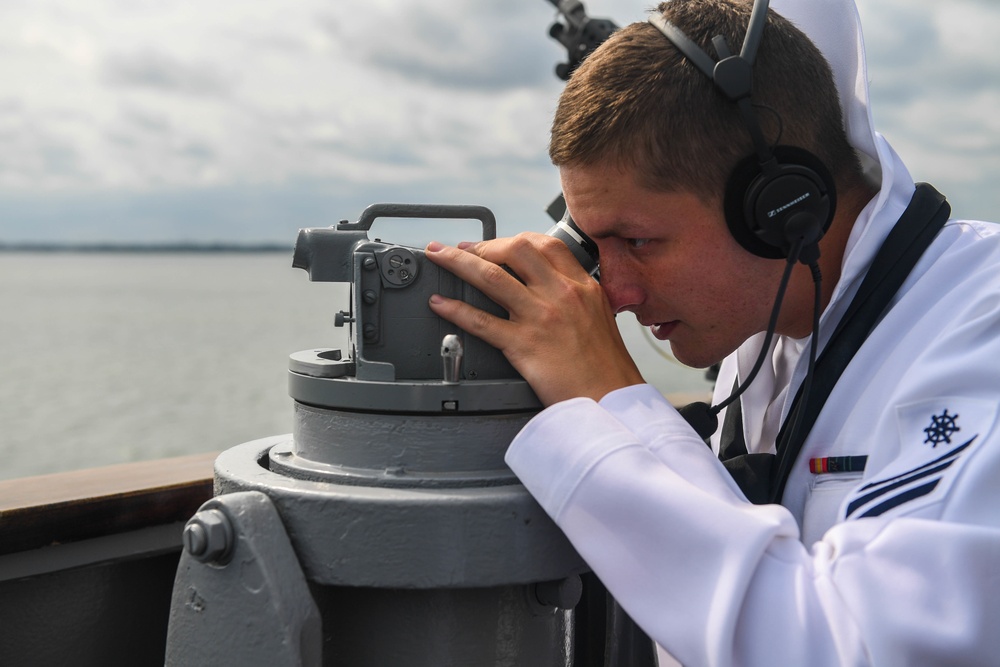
[470,307,496,333]
[481,262,511,287]
[537,234,564,251]
[553,277,584,302]
[508,234,536,254]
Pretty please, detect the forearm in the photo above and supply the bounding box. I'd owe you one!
[506,388,1000,666]
[506,391,817,665]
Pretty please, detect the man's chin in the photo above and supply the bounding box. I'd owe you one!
[667,343,725,371]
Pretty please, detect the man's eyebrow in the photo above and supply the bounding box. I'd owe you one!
[585,220,643,240]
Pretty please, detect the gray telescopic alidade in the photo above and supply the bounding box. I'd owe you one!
[166,203,594,667]
[286,202,541,416]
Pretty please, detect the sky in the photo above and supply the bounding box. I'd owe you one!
[1,0,998,245]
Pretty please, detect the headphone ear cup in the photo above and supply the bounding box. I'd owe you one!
[723,146,837,260]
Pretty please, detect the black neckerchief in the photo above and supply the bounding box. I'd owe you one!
[719,183,951,505]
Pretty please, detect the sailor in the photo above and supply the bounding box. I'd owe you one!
[426,0,1000,664]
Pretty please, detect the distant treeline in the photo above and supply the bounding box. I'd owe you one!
[0,242,291,253]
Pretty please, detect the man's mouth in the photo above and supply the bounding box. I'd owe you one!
[649,321,678,340]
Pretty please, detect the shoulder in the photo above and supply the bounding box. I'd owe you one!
[902,217,1000,316]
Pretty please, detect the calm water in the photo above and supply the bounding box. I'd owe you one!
[0,252,710,481]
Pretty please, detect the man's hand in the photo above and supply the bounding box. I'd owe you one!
[424,233,644,406]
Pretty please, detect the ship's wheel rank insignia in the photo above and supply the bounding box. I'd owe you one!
[923,409,960,447]
[843,398,992,520]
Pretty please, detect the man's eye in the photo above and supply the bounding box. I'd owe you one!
[627,238,651,249]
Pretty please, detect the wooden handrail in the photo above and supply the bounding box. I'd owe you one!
[0,452,217,556]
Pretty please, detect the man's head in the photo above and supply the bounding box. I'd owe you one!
[550,0,875,368]
[549,0,864,204]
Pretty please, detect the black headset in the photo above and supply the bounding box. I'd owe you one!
[649,0,836,263]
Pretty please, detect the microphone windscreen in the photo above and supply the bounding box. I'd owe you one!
[679,401,719,440]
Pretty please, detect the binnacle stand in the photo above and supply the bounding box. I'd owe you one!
[165,205,586,666]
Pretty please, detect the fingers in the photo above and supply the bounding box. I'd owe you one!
[427,292,514,351]
[424,240,524,350]
[423,233,637,406]
[424,234,597,326]
[424,240,525,310]
[459,233,593,285]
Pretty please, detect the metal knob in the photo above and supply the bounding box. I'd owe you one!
[441,335,463,384]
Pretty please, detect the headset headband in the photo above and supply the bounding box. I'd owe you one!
[648,0,775,169]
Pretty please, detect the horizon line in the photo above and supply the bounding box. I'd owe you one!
[0,241,293,254]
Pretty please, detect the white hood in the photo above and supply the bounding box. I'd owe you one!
[722,0,918,453]
[772,0,915,293]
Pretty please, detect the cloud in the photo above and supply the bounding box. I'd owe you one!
[0,103,100,189]
[0,173,561,245]
[101,50,233,97]
[851,0,1000,220]
[860,0,1000,104]
[319,1,558,91]
[1,0,998,241]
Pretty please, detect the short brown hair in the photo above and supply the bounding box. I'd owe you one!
[549,0,862,200]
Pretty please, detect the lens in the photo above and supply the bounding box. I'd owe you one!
[545,215,600,278]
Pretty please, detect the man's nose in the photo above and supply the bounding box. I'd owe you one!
[599,262,644,314]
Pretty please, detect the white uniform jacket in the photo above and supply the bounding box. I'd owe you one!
[504,1,1000,665]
